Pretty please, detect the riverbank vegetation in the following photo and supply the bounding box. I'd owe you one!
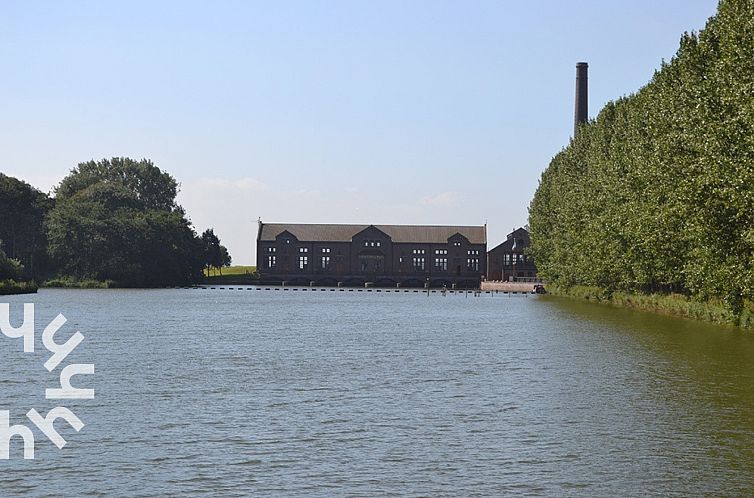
[529,0,754,327]
[0,159,232,289]
[0,280,38,295]
[0,241,37,294]
[42,277,114,289]
[547,285,754,330]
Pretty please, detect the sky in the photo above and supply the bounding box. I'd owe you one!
[0,0,718,264]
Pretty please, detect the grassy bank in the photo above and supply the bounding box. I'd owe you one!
[547,284,754,330]
[203,265,257,285]
[203,265,256,277]
[43,277,114,289]
[0,280,38,295]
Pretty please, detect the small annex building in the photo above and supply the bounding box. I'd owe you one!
[486,227,538,281]
[257,222,487,287]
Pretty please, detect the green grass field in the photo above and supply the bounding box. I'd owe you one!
[203,265,256,277]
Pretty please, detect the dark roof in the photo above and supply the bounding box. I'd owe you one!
[258,223,486,244]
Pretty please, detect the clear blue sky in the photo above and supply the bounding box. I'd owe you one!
[0,1,718,264]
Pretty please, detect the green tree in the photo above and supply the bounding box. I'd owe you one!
[200,228,232,275]
[0,242,24,281]
[528,0,754,320]
[218,245,232,275]
[47,158,204,286]
[0,174,53,279]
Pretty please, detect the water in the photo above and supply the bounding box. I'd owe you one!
[2,288,754,496]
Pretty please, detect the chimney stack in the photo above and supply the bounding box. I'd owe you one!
[574,62,588,137]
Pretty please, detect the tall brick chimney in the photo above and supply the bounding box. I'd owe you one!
[574,62,588,136]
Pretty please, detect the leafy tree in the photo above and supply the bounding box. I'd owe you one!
[0,242,24,281]
[0,174,53,279]
[55,157,178,210]
[47,158,205,286]
[200,228,232,275]
[528,0,754,320]
[201,228,221,275]
[218,245,232,275]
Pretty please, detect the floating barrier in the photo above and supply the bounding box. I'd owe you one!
[192,285,536,295]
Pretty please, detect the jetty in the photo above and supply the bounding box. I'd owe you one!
[481,280,545,294]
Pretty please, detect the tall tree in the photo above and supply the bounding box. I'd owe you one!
[47,158,204,286]
[0,243,24,281]
[528,0,754,319]
[200,228,232,275]
[0,174,53,279]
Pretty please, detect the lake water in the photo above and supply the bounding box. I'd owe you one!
[2,288,754,496]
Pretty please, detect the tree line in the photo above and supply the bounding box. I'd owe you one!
[0,158,231,287]
[528,0,754,318]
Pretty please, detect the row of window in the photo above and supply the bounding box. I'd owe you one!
[503,254,528,264]
[265,245,484,256]
[299,256,336,270]
[268,246,334,256]
[266,256,482,272]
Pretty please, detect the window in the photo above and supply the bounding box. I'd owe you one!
[504,254,511,265]
[266,255,276,268]
[299,255,308,270]
[321,247,331,253]
[299,247,308,253]
[435,249,448,255]
[267,247,276,253]
[467,249,480,255]
[321,256,330,269]
[434,258,448,271]
[285,239,290,244]
[364,240,382,247]
[467,258,479,271]
[453,241,462,247]
[412,257,425,271]
[412,249,425,255]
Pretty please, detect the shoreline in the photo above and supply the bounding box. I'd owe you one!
[0,280,39,295]
[546,284,754,330]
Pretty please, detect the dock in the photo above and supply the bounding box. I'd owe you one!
[481,281,544,293]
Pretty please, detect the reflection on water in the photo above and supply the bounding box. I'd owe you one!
[1,289,754,496]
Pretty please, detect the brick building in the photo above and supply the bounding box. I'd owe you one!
[486,227,538,281]
[257,222,487,286]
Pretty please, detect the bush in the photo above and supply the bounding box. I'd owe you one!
[0,247,23,281]
[0,280,38,295]
[43,277,113,289]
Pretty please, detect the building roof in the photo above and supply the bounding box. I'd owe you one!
[258,223,487,244]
